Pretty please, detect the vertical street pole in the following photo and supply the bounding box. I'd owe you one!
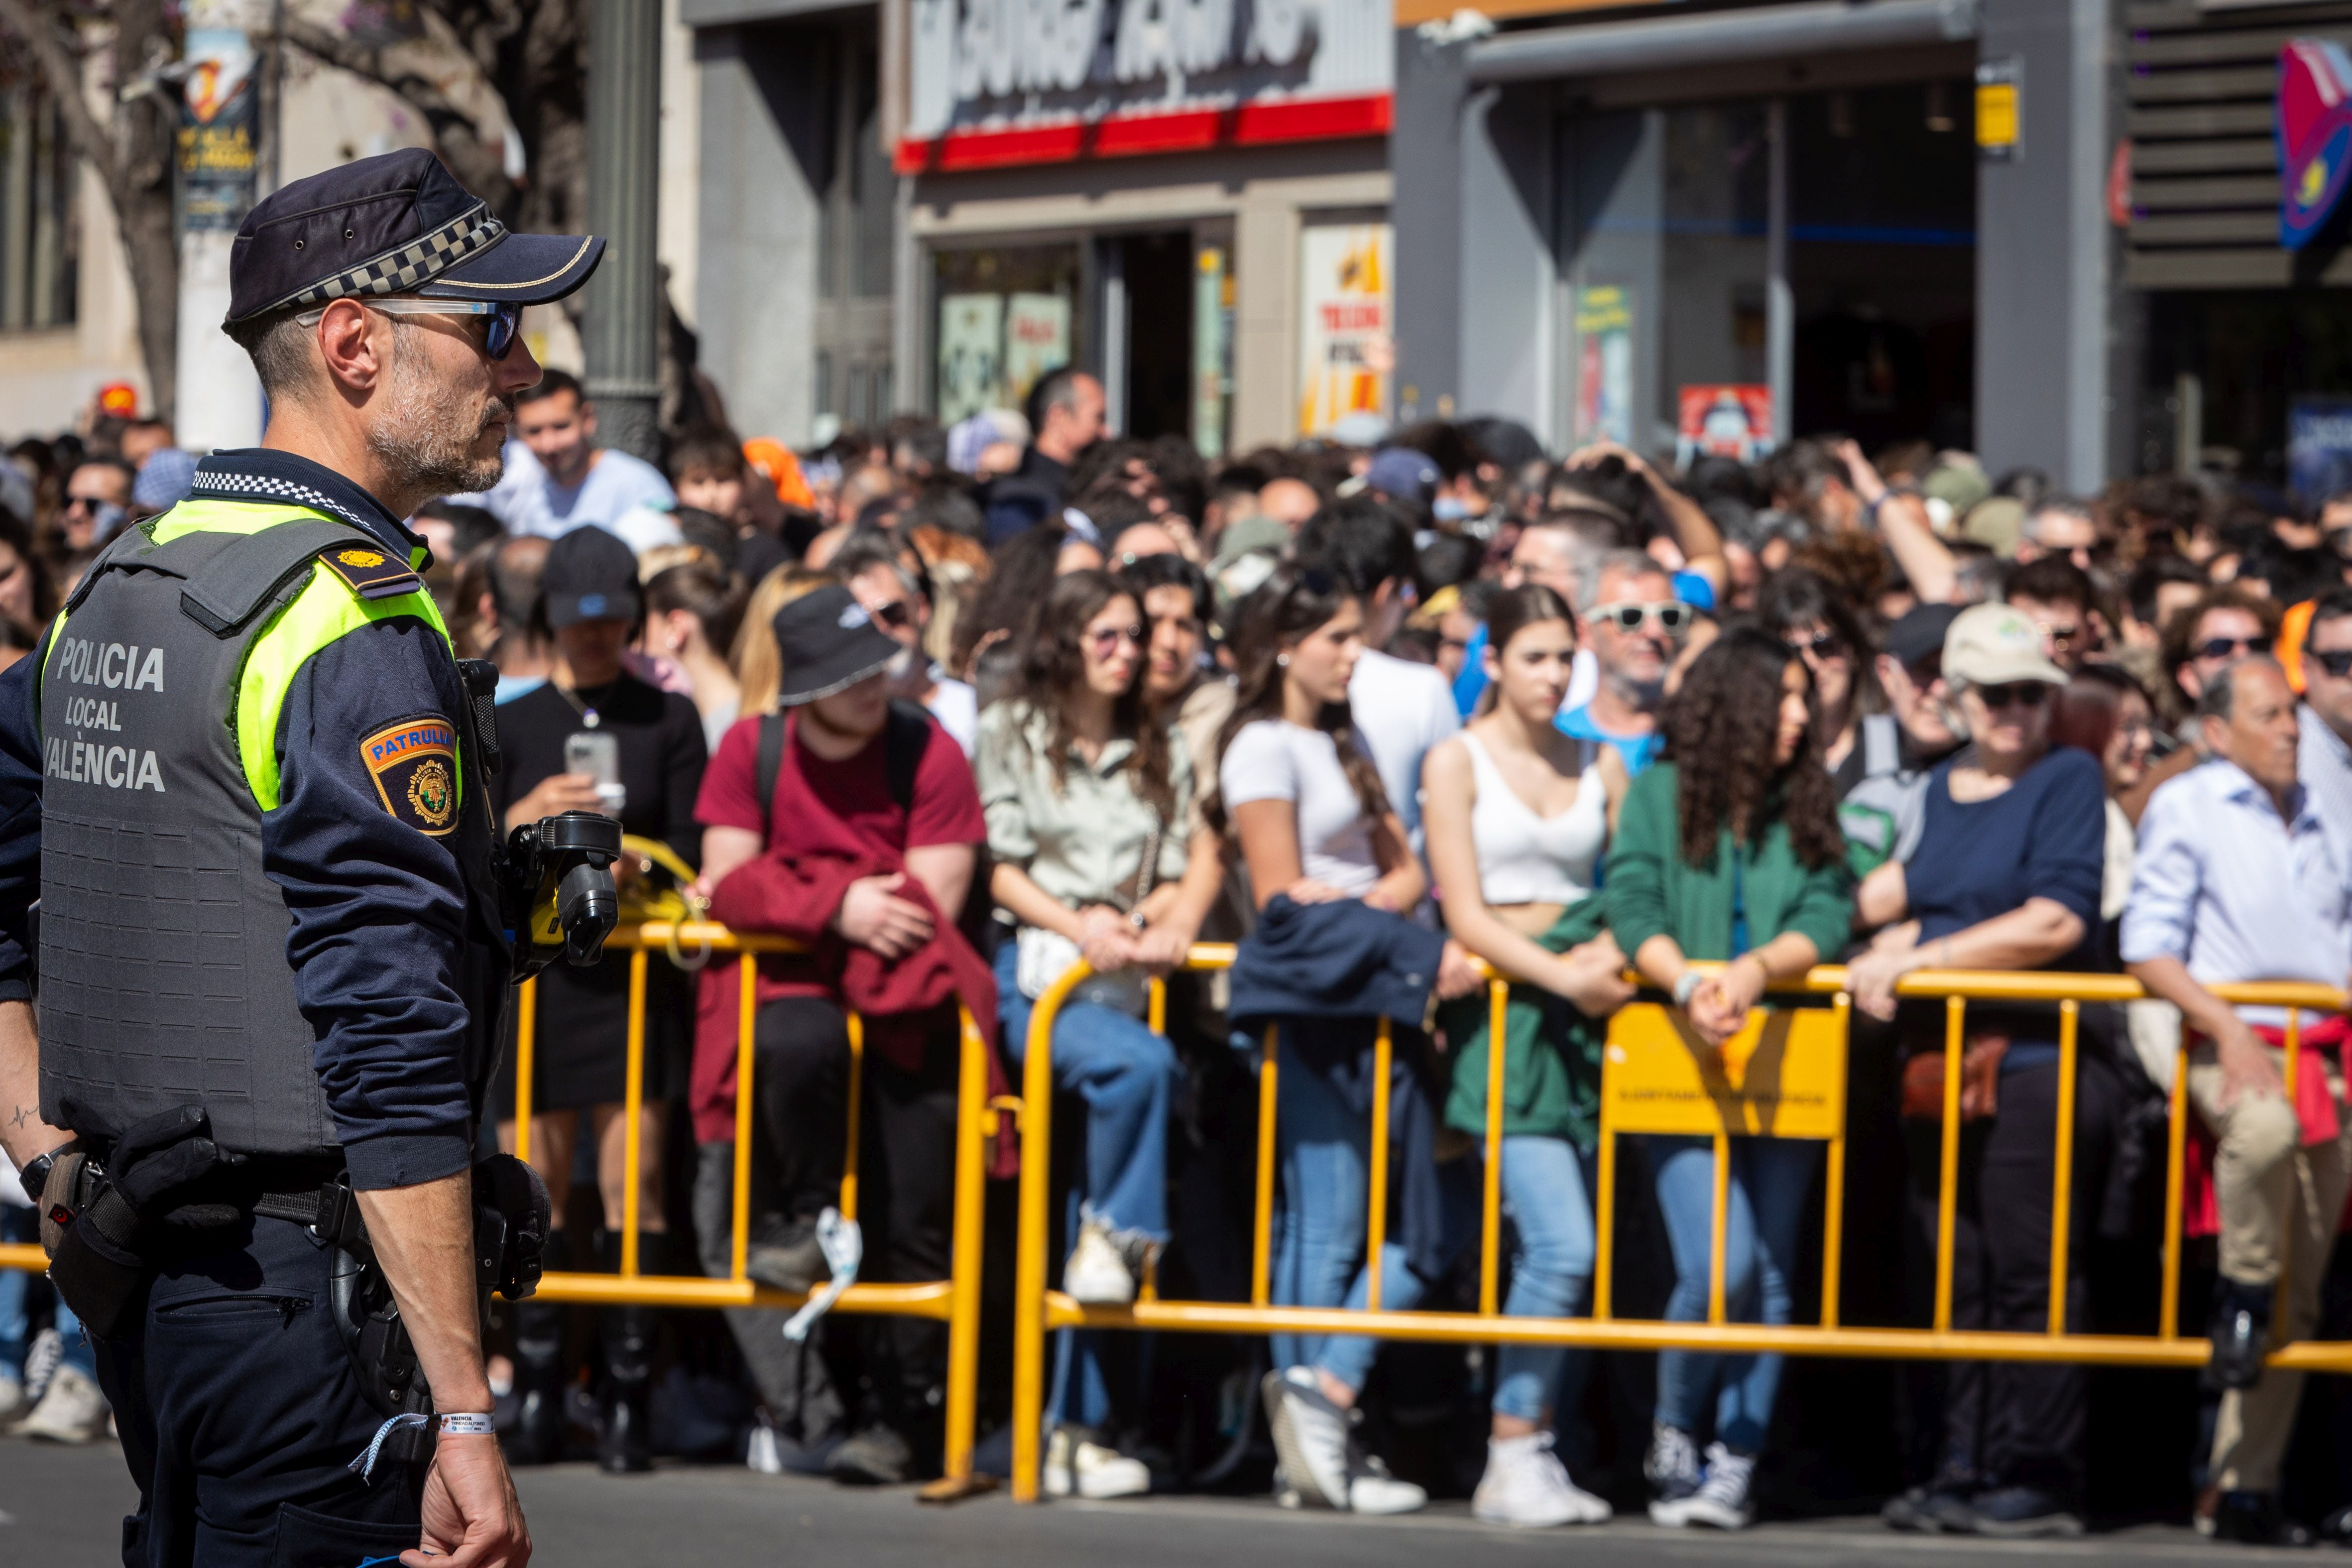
[584,0,665,463]
[175,0,266,449]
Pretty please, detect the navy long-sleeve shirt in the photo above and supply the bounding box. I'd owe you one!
[0,450,499,1189]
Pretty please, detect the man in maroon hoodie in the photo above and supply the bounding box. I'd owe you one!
[693,584,991,1485]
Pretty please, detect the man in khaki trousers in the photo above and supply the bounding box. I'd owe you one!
[2124,656,2352,1549]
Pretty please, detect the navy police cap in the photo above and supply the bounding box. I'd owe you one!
[225,149,603,327]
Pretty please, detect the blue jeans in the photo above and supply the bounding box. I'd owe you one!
[0,1203,93,1380]
[1647,1134,1818,1453]
[1492,1135,1596,1423]
[1268,1029,1429,1395]
[996,940,1180,1427]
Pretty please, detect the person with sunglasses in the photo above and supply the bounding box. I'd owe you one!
[465,366,678,539]
[1848,603,2114,1540]
[0,148,605,1568]
[976,569,1222,1496]
[1559,549,1691,776]
[2165,584,2283,719]
[1758,567,1882,784]
[2296,588,2352,848]
[832,529,980,755]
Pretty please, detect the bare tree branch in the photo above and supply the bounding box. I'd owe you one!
[0,0,114,200]
[281,15,515,213]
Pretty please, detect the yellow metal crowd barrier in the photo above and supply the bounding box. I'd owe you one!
[1005,949,2352,1502]
[513,921,1001,1498]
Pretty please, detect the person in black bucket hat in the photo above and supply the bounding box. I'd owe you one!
[0,149,603,1566]
[774,583,905,707]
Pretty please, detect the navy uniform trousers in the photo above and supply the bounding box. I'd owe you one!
[93,1213,426,1568]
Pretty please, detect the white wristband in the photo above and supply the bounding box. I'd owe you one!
[437,1412,496,1436]
[1673,971,1704,1007]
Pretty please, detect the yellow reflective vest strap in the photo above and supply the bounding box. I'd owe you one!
[147,499,457,813]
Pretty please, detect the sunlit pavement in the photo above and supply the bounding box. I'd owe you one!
[0,1438,2319,1564]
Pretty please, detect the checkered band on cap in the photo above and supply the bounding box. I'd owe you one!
[269,205,508,318]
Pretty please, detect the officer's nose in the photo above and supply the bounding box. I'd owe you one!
[499,334,544,395]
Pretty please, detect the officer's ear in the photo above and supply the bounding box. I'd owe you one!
[315,299,388,398]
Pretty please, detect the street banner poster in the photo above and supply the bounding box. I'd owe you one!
[2288,396,2352,505]
[1677,384,1774,467]
[1295,224,1393,436]
[1003,291,1072,414]
[179,26,258,230]
[2278,39,2352,248]
[936,292,1005,425]
[1574,285,1634,446]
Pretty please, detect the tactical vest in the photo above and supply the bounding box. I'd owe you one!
[36,499,507,1159]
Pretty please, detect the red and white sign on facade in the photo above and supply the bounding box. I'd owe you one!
[1676,384,1775,466]
[898,0,1392,172]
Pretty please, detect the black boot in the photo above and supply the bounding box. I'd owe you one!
[505,1229,571,1466]
[595,1230,658,1474]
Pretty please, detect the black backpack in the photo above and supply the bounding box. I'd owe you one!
[753,698,933,831]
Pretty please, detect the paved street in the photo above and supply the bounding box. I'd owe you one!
[0,1438,2322,1566]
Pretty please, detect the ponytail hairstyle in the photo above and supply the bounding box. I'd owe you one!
[1205,564,1388,834]
[1010,568,1176,817]
[1476,582,1577,716]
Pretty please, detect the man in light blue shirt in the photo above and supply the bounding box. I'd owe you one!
[467,368,674,536]
[1554,549,1685,776]
[2120,656,2352,1545]
[2296,589,2352,852]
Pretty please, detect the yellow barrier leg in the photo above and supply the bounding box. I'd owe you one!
[921,1006,997,1502]
[2047,1000,2078,1334]
[1707,1131,1730,1326]
[513,978,537,1166]
[1365,1017,1393,1316]
[2160,1037,2189,1341]
[1011,965,1075,1503]
[621,947,648,1277]
[2276,1008,2302,1345]
[1480,980,1508,1319]
[841,1011,866,1223]
[731,958,756,1284]
[1821,993,1851,1329]
[1251,1025,1279,1309]
[1933,995,1965,1332]
[1594,1112,1616,1322]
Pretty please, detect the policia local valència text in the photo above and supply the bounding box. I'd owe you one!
[43,634,169,792]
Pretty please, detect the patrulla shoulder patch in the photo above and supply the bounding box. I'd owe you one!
[319,542,424,601]
[361,715,459,835]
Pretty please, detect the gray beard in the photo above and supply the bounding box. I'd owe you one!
[1609,671,1668,713]
[364,329,507,498]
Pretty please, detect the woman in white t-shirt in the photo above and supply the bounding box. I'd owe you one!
[1212,565,1479,1516]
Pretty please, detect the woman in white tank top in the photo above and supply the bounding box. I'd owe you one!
[1420,583,1636,1528]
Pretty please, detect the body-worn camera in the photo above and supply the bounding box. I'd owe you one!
[504,810,622,977]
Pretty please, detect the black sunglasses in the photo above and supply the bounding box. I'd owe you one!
[2310,648,2352,680]
[870,599,913,629]
[2196,634,2273,661]
[1976,681,2052,711]
[1785,630,1847,659]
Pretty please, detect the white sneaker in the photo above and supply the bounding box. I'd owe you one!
[1473,1432,1611,1527]
[1643,1421,1704,1523]
[16,1363,109,1445]
[1259,1367,1426,1515]
[2,1329,61,1434]
[0,1375,24,1428]
[1043,1425,1152,1500]
[1062,1219,1138,1305]
[1652,1442,1754,1530]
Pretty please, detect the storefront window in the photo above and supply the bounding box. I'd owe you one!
[934,243,1082,425]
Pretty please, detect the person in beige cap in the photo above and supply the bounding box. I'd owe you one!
[1852,600,2115,1541]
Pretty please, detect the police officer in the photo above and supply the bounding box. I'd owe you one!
[0,149,603,1565]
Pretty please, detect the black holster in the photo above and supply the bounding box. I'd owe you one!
[40,1154,152,1339]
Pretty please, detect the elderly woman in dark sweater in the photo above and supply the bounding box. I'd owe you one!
[1846,602,2111,1540]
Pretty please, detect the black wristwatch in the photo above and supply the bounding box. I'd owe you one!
[18,1140,75,1207]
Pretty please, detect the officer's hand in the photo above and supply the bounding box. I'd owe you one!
[512,772,602,825]
[409,1431,530,1567]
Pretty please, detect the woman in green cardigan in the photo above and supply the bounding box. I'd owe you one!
[1606,627,1855,1532]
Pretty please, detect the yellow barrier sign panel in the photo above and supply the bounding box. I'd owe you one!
[1603,1002,1846,1140]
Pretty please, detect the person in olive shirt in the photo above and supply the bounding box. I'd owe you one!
[492,523,707,1471]
[1605,627,1855,1532]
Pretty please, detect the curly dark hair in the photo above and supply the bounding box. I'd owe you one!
[1204,564,1388,835]
[1658,626,1844,871]
[1009,569,1176,818]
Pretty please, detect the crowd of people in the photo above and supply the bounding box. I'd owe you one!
[4,366,2352,1546]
